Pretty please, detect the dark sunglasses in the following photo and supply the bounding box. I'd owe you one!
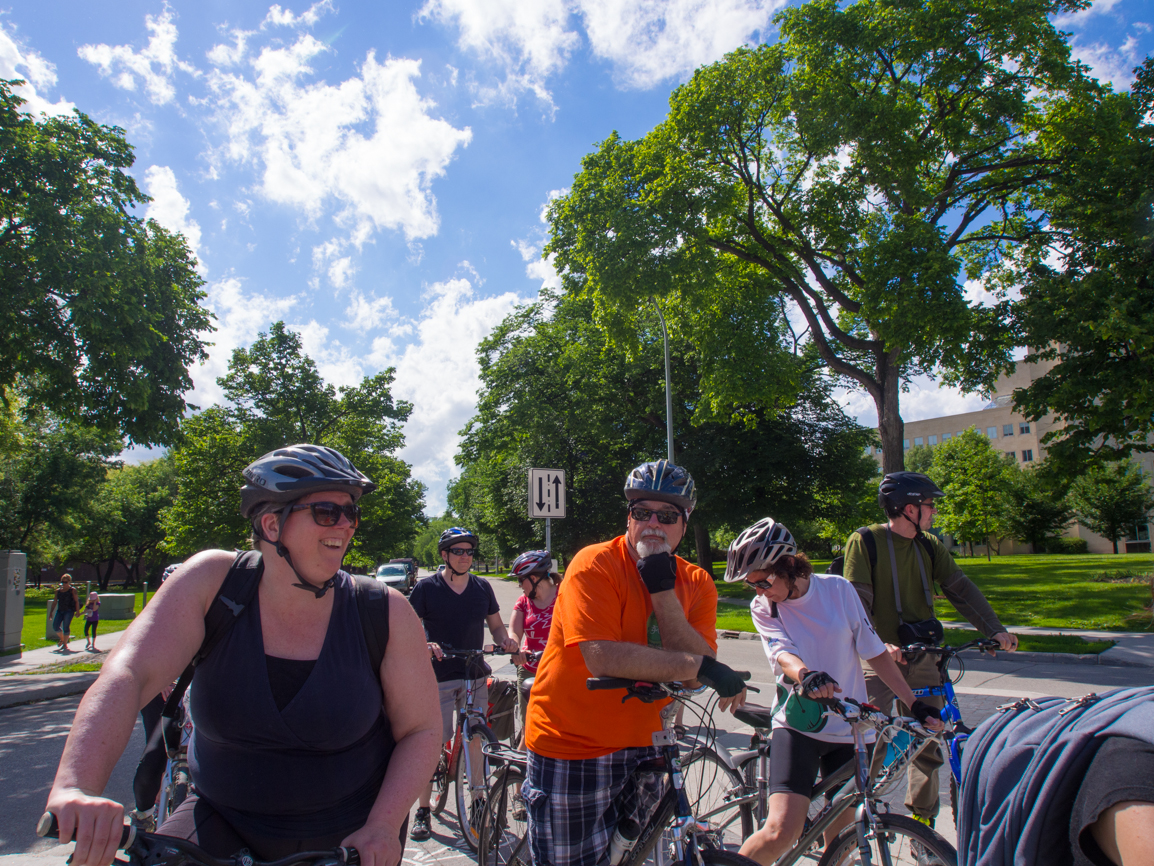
[745,575,776,591]
[447,546,476,557]
[288,501,361,527]
[629,505,682,525]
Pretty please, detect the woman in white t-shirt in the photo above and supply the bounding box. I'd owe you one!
[726,518,942,866]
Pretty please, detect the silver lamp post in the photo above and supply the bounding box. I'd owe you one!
[651,297,674,463]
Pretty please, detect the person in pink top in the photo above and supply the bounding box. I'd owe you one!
[508,550,560,744]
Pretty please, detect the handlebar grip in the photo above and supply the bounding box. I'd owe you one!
[586,677,646,690]
[37,813,135,849]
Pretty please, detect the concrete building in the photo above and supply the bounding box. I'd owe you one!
[864,357,1153,554]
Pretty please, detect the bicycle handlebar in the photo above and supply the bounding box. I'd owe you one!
[900,638,1000,655]
[38,813,359,866]
[818,697,938,740]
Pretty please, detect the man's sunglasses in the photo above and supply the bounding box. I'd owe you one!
[446,547,476,557]
[628,505,682,525]
[288,501,361,527]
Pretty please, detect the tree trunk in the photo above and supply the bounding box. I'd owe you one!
[875,362,905,475]
[694,520,712,573]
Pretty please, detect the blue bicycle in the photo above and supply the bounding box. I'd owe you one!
[878,637,999,824]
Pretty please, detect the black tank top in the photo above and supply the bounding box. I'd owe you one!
[188,571,395,838]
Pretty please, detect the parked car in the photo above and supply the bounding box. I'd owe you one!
[374,562,414,594]
[389,557,418,580]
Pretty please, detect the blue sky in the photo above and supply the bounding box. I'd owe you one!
[4,0,1150,514]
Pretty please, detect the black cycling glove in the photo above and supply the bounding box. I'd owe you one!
[696,655,750,698]
[910,699,939,725]
[636,552,678,594]
[799,670,838,697]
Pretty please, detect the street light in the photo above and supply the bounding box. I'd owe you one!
[651,296,674,463]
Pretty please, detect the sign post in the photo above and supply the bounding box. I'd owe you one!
[528,468,566,552]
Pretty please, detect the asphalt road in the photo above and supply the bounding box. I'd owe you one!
[2,572,1150,866]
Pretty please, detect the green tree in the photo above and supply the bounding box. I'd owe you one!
[1069,460,1154,554]
[413,514,461,569]
[452,294,875,566]
[904,445,935,475]
[1012,59,1154,469]
[1003,462,1073,552]
[0,413,121,559]
[71,457,177,590]
[931,429,1016,558]
[0,80,213,446]
[546,0,1087,475]
[163,323,426,564]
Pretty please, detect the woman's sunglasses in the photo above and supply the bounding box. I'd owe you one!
[628,505,682,525]
[288,501,361,527]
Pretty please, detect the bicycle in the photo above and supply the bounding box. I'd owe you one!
[880,638,999,825]
[37,812,359,866]
[130,687,193,833]
[429,645,518,852]
[477,677,761,866]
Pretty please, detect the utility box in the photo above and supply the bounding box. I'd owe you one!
[1,550,27,655]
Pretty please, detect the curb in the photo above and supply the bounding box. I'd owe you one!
[0,673,99,710]
[716,631,1150,667]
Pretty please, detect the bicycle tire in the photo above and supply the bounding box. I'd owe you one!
[672,848,762,866]
[949,775,959,828]
[817,813,957,866]
[432,745,452,816]
[477,765,529,866]
[680,747,753,847]
[456,720,498,851]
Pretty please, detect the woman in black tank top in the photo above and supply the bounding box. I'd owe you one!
[45,445,442,866]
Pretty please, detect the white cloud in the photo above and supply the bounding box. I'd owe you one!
[512,189,565,291]
[263,0,336,29]
[78,8,199,105]
[1071,38,1142,90]
[294,320,366,388]
[371,274,524,515]
[0,24,75,117]
[344,290,402,333]
[204,34,473,243]
[1054,0,1127,29]
[143,165,203,266]
[188,277,299,407]
[419,0,779,103]
[577,0,779,89]
[835,375,987,430]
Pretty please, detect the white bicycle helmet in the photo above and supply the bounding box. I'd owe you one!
[723,518,798,582]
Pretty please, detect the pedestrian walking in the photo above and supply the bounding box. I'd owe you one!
[48,572,80,653]
[83,592,101,651]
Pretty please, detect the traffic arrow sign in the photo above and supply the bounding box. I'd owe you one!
[528,468,566,519]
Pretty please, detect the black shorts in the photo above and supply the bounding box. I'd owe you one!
[768,727,866,799]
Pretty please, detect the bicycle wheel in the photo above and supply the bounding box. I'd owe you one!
[680,747,753,847]
[432,744,452,816]
[676,849,762,866]
[817,814,957,866]
[456,720,498,851]
[478,766,529,866]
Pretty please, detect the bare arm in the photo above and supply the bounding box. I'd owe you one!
[343,591,441,866]
[510,607,526,665]
[1091,801,1154,866]
[46,550,233,866]
[580,639,701,682]
[650,590,714,657]
[487,611,518,652]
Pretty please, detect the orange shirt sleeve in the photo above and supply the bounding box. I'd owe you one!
[558,546,626,645]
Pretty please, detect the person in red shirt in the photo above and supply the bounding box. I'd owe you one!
[523,460,748,866]
[508,550,560,744]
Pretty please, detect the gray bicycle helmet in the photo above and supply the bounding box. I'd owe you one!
[511,550,553,577]
[438,526,480,553]
[240,444,376,518]
[723,518,798,582]
[624,459,697,516]
[878,472,945,516]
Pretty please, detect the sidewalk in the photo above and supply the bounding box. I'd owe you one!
[0,631,128,710]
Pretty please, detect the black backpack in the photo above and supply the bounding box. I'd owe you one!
[827,526,936,577]
[160,550,390,752]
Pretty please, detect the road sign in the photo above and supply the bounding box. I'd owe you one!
[528,468,566,519]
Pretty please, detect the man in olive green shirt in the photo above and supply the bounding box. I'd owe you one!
[844,471,1017,827]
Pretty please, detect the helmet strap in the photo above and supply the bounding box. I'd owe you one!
[526,573,549,600]
[271,505,339,599]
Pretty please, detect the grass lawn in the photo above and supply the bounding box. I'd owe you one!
[711,553,1154,633]
[17,586,148,652]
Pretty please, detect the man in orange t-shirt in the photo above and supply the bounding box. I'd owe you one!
[523,460,749,866]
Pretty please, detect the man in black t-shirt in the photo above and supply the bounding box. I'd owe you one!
[408,527,517,841]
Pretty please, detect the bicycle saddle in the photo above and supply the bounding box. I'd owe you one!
[519,677,535,698]
[734,702,774,730]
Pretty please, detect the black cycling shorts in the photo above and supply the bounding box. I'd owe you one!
[768,726,868,799]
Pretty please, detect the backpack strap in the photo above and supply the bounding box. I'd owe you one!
[160,550,263,754]
[352,575,391,676]
[856,527,877,569]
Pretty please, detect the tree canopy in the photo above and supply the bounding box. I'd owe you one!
[546,0,1090,474]
[0,79,212,446]
[452,293,875,565]
[930,429,1016,558]
[162,323,426,565]
[1069,460,1154,554]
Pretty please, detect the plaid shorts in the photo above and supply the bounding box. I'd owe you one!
[523,747,667,866]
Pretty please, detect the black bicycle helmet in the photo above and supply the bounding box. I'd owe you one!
[878,472,945,515]
[511,550,553,578]
[723,518,799,582]
[438,527,480,553]
[624,459,697,515]
[240,444,376,517]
